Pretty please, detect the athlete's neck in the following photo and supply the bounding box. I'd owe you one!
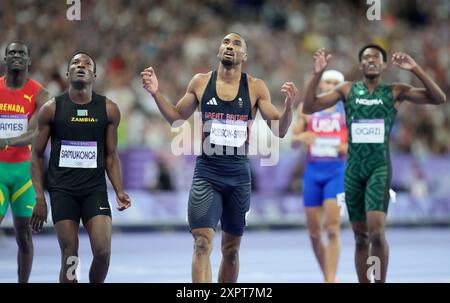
[218,64,241,83]
[5,70,28,89]
[363,75,381,91]
[69,84,92,104]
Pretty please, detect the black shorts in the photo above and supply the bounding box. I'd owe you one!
[49,190,112,226]
[188,176,251,237]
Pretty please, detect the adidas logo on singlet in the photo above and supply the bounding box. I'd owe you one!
[206,98,218,106]
[355,98,383,106]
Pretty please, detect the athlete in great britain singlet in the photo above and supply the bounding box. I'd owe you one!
[141,33,298,282]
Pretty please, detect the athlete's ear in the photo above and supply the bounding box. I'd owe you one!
[358,62,363,71]
[242,52,248,63]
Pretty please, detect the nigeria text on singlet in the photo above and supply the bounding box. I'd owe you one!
[345,81,396,165]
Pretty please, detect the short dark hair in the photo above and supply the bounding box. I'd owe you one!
[5,40,30,56]
[358,44,387,62]
[67,51,96,72]
[225,32,248,53]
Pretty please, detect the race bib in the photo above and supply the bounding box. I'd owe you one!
[310,137,341,158]
[209,119,247,147]
[59,140,97,168]
[336,192,346,217]
[0,114,28,138]
[351,119,385,143]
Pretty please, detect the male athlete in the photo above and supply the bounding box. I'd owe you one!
[30,52,131,283]
[0,41,50,283]
[141,33,298,282]
[292,69,347,282]
[303,45,446,282]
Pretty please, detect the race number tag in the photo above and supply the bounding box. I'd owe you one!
[0,114,28,138]
[351,119,385,143]
[210,119,247,147]
[336,192,346,217]
[59,140,97,168]
[310,137,341,158]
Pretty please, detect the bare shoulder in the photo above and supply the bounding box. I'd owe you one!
[245,74,269,107]
[339,81,353,94]
[334,81,353,100]
[33,87,51,109]
[105,98,119,109]
[191,72,212,87]
[246,73,265,86]
[39,98,56,121]
[42,98,56,110]
[193,72,213,81]
[246,73,268,93]
[189,72,213,100]
[37,86,51,99]
[105,98,121,122]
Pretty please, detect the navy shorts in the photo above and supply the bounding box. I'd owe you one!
[188,176,251,237]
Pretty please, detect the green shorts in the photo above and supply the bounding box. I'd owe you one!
[344,161,391,222]
[0,161,36,218]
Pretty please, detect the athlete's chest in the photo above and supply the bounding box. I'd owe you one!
[201,80,252,117]
[55,101,107,132]
[213,80,239,100]
[347,85,394,117]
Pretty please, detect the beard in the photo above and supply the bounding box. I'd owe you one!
[8,63,26,72]
[364,71,380,80]
[71,79,88,90]
[221,57,234,67]
[10,66,24,72]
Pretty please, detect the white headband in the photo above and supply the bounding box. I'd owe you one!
[321,69,345,83]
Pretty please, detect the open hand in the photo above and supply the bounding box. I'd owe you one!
[392,52,417,71]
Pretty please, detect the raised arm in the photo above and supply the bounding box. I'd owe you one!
[303,49,349,114]
[141,67,199,125]
[105,99,130,211]
[392,52,446,105]
[30,99,55,233]
[256,78,298,138]
[0,87,50,149]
